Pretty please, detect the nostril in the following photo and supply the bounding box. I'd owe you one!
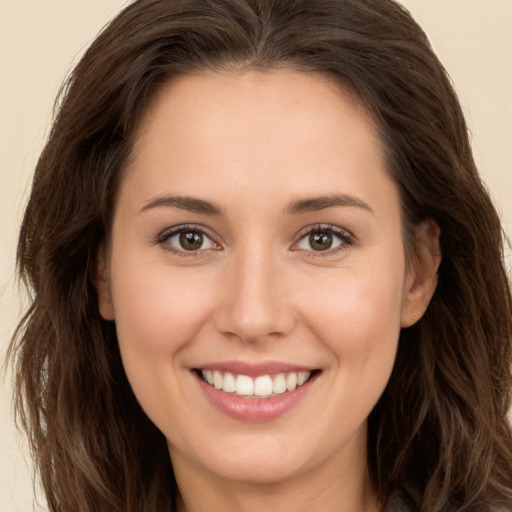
[213,304,297,344]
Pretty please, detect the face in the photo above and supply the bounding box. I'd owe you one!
[97,70,437,491]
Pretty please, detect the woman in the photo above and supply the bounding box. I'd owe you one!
[9,0,512,510]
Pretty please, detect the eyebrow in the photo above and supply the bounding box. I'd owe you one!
[139,193,372,216]
[139,195,224,216]
[285,194,373,215]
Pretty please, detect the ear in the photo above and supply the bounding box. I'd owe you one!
[91,244,115,321]
[401,218,441,328]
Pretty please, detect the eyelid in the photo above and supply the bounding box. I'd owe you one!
[291,224,355,255]
[155,224,222,256]
[154,222,355,257]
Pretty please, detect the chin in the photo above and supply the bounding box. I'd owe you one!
[208,455,306,485]
[171,433,315,485]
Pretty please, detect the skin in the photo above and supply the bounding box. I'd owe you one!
[96,70,440,512]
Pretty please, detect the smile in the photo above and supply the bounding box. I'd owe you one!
[200,369,312,398]
[194,362,320,421]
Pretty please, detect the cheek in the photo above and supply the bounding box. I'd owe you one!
[304,264,405,420]
[297,252,406,399]
[108,260,221,430]
[110,259,218,360]
[303,266,405,344]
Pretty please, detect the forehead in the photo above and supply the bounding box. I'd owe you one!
[120,69,398,218]
[129,69,379,162]
[135,69,377,149]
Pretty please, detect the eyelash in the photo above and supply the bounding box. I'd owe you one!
[155,224,221,257]
[293,224,355,256]
[155,224,355,257]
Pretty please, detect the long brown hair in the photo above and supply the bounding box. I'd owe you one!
[9,0,512,510]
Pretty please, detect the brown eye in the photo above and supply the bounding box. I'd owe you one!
[308,231,333,251]
[295,226,353,254]
[179,230,204,251]
[160,226,217,253]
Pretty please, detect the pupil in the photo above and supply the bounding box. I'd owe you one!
[180,231,203,250]
[310,231,333,251]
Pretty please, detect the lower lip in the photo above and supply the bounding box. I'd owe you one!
[195,372,317,422]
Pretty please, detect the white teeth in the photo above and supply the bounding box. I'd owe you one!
[297,371,310,386]
[286,372,298,391]
[254,375,273,396]
[235,375,254,395]
[200,369,312,397]
[213,370,223,389]
[223,372,236,393]
[272,373,287,394]
[204,369,214,385]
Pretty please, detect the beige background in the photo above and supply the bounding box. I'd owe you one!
[1,1,511,510]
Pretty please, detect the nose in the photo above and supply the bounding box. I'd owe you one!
[213,246,297,344]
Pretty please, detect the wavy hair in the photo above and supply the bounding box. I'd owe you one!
[9,0,512,510]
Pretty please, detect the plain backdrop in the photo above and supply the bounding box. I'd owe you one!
[1,1,511,510]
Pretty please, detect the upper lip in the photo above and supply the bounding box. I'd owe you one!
[194,360,317,377]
